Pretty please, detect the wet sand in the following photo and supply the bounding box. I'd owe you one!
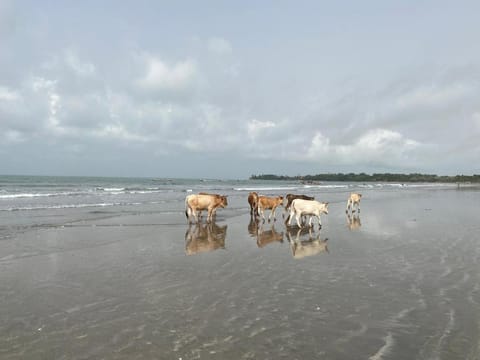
[1,188,480,359]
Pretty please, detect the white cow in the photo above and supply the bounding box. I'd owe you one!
[287,198,329,229]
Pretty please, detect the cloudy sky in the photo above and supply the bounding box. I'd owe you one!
[1,1,479,178]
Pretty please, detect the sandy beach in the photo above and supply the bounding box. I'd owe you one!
[1,184,479,359]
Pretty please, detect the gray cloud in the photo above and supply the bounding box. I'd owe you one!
[1,1,479,177]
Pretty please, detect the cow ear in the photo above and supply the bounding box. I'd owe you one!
[325,202,329,206]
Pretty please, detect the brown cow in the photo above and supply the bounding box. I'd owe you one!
[257,195,284,223]
[346,193,362,213]
[248,191,259,217]
[185,222,227,255]
[185,193,228,223]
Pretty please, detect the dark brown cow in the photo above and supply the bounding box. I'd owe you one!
[185,193,228,223]
[248,191,259,217]
[285,193,315,210]
[185,222,227,255]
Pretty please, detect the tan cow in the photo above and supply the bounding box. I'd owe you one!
[346,193,362,213]
[257,195,284,223]
[287,198,328,229]
[248,191,259,217]
[185,222,227,255]
[185,193,228,223]
[287,227,329,259]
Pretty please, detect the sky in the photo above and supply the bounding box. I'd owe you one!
[1,0,480,179]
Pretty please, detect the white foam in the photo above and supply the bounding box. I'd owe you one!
[369,332,395,360]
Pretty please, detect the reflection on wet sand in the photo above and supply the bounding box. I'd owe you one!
[286,226,329,259]
[248,218,284,248]
[185,222,227,255]
[346,213,361,231]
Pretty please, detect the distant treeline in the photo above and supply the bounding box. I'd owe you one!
[250,173,480,183]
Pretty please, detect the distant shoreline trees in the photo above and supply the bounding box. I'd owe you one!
[249,173,480,183]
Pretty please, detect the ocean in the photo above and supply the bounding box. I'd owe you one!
[0,174,457,238]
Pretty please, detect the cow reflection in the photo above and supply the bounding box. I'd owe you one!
[346,213,361,231]
[248,218,284,248]
[286,226,329,259]
[185,222,227,255]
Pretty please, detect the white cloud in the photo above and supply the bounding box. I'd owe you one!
[94,124,149,142]
[137,55,197,92]
[394,82,475,111]
[64,49,96,76]
[247,119,276,139]
[0,86,19,101]
[208,37,233,55]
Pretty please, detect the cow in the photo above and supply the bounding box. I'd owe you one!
[257,195,284,223]
[283,193,315,221]
[196,192,228,220]
[287,227,329,259]
[185,193,228,223]
[185,222,227,255]
[346,193,362,213]
[284,193,315,211]
[248,191,259,217]
[255,223,284,248]
[286,198,328,229]
[346,213,361,230]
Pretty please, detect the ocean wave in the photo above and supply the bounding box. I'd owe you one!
[234,186,300,191]
[1,202,142,211]
[0,191,84,199]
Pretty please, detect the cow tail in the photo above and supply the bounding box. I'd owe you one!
[185,197,189,220]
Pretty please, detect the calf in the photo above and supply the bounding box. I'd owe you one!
[287,198,328,229]
[185,193,228,223]
[346,193,362,213]
[257,195,284,223]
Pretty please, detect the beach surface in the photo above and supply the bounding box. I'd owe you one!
[1,181,479,359]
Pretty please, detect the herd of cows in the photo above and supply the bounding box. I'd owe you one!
[185,191,362,227]
[184,192,363,257]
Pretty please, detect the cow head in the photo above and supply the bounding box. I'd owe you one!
[322,202,329,214]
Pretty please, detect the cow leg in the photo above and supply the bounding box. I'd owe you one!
[346,199,351,213]
[271,207,276,222]
[259,207,265,223]
[192,208,199,223]
[287,209,295,225]
[296,213,302,228]
[206,208,213,223]
[308,216,314,228]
